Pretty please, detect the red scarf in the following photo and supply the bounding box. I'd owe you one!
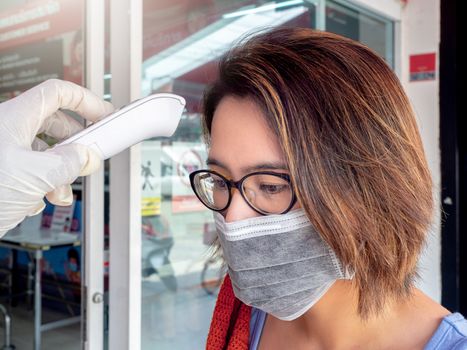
[206,275,252,350]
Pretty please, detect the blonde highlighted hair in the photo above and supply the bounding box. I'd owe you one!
[202,27,433,318]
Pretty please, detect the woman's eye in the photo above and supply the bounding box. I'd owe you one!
[259,183,287,194]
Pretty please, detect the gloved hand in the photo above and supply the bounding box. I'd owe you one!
[0,79,114,237]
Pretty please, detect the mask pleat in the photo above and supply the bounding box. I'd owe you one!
[214,209,350,321]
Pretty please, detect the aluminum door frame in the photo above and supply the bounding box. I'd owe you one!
[83,0,106,349]
[108,0,143,349]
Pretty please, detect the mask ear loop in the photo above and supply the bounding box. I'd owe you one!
[344,266,355,279]
[327,246,354,280]
[343,242,364,280]
[342,241,365,280]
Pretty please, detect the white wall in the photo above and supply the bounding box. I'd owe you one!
[352,0,442,302]
[399,0,442,302]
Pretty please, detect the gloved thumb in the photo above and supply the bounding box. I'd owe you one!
[74,144,102,176]
[42,143,102,202]
[43,144,101,206]
[46,184,74,206]
[47,143,102,177]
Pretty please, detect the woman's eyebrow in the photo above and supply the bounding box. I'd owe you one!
[206,157,228,169]
[241,162,289,173]
[206,157,288,173]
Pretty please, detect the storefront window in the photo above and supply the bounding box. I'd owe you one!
[140,1,315,348]
[325,0,394,67]
[0,1,85,348]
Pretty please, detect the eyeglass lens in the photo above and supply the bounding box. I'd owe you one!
[192,171,293,214]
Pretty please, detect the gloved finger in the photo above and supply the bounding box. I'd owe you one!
[37,110,84,141]
[5,79,114,146]
[39,79,114,124]
[32,137,50,151]
[27,200,46,216]
[46,184,74,206]
[44,143,102,190]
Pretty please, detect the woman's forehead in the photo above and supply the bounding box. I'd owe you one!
[209,96,286,176]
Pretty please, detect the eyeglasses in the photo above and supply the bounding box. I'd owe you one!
[189,169,296,215]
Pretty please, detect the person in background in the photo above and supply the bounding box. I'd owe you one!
[189,27,467,349]
[0,79,114,237]
[65,247,81,284]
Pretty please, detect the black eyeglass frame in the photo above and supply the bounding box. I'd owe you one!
[189,169,297,215]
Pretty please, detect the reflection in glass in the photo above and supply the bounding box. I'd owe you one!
[326,0,394,67]
[140,1,316,348]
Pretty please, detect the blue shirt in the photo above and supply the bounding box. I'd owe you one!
[249,309,467,350]
[424,312,467,349]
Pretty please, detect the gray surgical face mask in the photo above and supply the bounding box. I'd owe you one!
[214,209,351,321]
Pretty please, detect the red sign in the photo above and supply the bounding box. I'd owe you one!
[409,53,436,82]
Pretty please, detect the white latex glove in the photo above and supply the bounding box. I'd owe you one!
[0,79,114,237]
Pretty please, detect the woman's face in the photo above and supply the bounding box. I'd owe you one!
[208,96,295,223]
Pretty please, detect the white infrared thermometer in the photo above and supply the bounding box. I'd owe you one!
[57,93,185,160]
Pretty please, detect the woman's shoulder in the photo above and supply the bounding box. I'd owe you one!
[424,312,467,350]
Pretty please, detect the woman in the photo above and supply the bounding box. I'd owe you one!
[189,28,467,349]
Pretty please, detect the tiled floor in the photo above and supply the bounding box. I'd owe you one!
[1,303,80,350]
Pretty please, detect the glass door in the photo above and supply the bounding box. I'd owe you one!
[140,1,316,348]
[83,0,107,349]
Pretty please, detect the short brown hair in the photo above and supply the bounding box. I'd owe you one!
[202,27,433,318]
